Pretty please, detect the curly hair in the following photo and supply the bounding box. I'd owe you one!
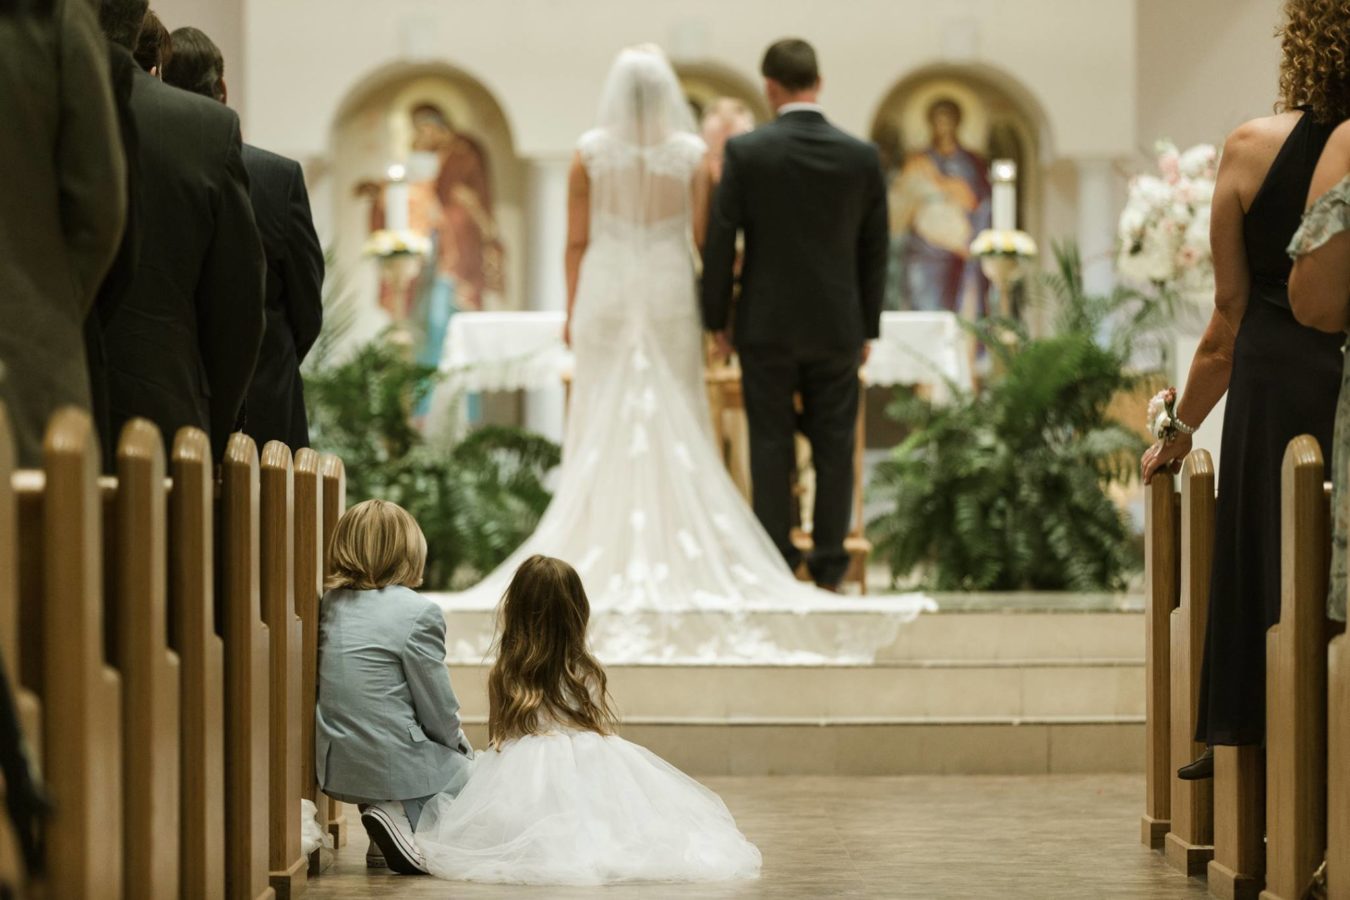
[1277,0,1350,123]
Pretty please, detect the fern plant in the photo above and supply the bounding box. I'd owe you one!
[304,336,560,590]
[868,244,1156,592]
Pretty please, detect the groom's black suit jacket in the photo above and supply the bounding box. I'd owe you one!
[700,109,888,354]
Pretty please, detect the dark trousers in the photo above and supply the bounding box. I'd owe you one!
[739,346,860,587]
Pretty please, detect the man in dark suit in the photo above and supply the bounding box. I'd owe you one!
[87,19,142,470]
[701,38,888,590]
[164,26,324,450]
[0,0,126,467]
[98,0,265,461]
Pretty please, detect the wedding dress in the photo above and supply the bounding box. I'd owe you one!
[415,726,761,884]
[436,47,932,663]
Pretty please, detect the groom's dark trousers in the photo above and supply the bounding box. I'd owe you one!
[701,108,888,588]
[739,346,860,585]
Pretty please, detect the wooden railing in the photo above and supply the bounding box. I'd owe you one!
[1143,434,1348,900]
[0,405,346,899]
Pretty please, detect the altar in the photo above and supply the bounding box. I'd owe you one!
[443,309,974,398]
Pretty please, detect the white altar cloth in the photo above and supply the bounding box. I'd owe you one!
[444,310,973,401]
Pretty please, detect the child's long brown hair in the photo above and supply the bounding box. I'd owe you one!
[487,555,616,746]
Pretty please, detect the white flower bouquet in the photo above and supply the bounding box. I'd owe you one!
[1117,140,1219,292]
[970,229,1038,258]
[362,229,432,259]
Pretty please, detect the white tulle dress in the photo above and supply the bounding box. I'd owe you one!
[414,728,762,885]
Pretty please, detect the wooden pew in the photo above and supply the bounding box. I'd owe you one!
[0,406,30,894]
[1332,610,1350,899]
[108,420,181,899]
[1262,435,1329,900]
[1143,472,1180,848]
[1167,451,1214,874]
[260,443,307,897]
[171,428,226,899]
[221,435,276,900]
[319,455,347,848]
[16,409,123,897]
[292,449,324,874]
[1210,743,1265,900]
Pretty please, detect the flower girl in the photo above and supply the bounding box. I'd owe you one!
[415,555,762,884]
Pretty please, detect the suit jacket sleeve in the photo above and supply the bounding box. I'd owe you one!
[858,148,889,340]
[403,604,472,755]
[57,0,126,312]
[700,141,745,333]
[95,47,140,329]
[198,113,266,446]
[283,161,325,361]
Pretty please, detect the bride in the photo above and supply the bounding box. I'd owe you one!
[439,45,930,662]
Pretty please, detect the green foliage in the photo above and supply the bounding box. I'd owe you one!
[304,336,560,590]
[868,244,1153,592]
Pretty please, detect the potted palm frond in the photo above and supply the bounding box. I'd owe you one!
[868,244,1166,592]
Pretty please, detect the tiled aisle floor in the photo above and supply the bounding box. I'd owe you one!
[307,775,1212,899]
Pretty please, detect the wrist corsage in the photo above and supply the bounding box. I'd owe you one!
[1147,387,1197,443]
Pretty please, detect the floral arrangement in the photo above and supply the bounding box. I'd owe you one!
[362,229,431,259]
[1117,141,1219,291]
[970,229,1038,258]
[1146,386,1193,443]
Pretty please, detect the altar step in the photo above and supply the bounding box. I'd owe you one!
[441,595,1147,776]
[448,659,1144,721]
[459,718,1144,777]
[438,592,1146,665]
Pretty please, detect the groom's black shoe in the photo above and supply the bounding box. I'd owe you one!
[360,802,428,875]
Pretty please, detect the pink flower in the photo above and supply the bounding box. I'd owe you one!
[1159,151,1181,185]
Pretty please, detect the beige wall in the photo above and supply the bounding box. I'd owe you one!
[175,0,1287,161]
[148,0,246,121]
[1135,0,1284,154]
[189,0,1297,314]
[242,0,1136,162]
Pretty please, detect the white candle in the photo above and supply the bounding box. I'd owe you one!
[991,159,1017,232]
[384,163,410,233]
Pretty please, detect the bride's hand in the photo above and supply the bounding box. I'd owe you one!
[712,330,733,363]
[563,317,572,348]
[1141,433,1192,484]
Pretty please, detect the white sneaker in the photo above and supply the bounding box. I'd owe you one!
[359,802,427,875]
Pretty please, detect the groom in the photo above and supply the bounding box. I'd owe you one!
[701,38,889,590]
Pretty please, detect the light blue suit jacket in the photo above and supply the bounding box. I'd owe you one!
[315,586,473,802]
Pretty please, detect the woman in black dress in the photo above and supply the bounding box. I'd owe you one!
[1140,0,1350,777]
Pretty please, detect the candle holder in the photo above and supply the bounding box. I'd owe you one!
[971,229,1038,318]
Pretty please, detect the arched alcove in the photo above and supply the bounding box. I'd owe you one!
[868,63,1051,316]
[326,61,526,333]
[675,62,772,125]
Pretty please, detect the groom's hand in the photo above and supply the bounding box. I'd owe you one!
[861,342,873,366]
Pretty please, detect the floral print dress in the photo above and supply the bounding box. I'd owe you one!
[1290,174,1350,621]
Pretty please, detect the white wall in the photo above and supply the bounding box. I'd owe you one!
[146,0,247,121]
[1135,0,1284,153]
[164,0,1289,164]
[243,0,1138,162]
[167,0,1298,320]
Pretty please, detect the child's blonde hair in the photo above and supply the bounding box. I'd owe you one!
[325,499,428,592]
